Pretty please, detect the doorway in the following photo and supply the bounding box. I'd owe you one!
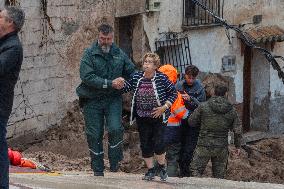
[115,16,133,61]
[243,45,270,132]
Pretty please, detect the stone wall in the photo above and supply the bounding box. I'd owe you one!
[115,0,146,17]
[3,0,284,138]
[3,0,115,139]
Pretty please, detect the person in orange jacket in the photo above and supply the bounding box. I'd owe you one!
[8,148,50,171]
[8,148,36,169]
[158,65,190,177]
[8,148,22,166]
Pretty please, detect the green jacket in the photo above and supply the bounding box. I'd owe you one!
[76,41,135,99]
[188,96,242,148]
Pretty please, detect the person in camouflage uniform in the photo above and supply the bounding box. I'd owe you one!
[189,84,242,179]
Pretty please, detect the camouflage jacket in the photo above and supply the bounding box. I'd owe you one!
[188,96,242,148]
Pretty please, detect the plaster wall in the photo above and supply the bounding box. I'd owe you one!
[3,0,115,139]
[3,0,284,138]
[142,0,284,103]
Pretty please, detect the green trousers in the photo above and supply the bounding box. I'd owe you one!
[83,96,123,172]
[190,146,228,178]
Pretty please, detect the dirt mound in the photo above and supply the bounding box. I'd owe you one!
[226,139,284,184]
[10,100,284,184]
[23,100,88,159]
[20,100,144,173]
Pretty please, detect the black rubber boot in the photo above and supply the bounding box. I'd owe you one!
[156,164,168,181]
[142,167,156,181]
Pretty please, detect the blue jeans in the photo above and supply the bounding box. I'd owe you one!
[0,116,9,189]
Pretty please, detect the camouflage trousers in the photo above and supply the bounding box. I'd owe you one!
[190,146,228,178]
[166,143,181,177]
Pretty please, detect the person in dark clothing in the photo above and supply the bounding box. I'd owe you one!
[76,23,136,176]
[158,65,189,177]
[175,65,206,177]
[189,84,242,178]
[120,53,178,181]
[0,6,25,189]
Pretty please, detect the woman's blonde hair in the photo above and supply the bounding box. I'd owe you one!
[142,52,161,67]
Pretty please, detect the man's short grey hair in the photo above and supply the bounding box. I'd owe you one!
[98,24,113,35]
[5,6,25,32]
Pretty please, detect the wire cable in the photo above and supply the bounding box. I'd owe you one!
[191,0,284,84]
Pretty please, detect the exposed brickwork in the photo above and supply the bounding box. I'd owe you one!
[6,0,115,139]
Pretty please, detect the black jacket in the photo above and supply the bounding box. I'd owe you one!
[0,31,23,118]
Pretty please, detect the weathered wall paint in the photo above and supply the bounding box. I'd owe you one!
[4,0,116,139]
[142,0,284,103]
[269,97,284,133]
[250,49,270,131]
[2,0,284,138]
[141,0,284,133]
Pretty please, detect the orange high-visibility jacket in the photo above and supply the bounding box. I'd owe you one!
[158,65,189,126]
[8,148,22,166]
[168,92,189,126]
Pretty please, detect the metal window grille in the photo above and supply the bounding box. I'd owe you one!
[183,0,224,28]
[155,33,192,80]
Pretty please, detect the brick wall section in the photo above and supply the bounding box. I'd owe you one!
[5,0,115,139]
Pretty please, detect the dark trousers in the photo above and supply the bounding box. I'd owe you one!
[136,116,166,158]
[179,119,200,177]
[82,97,124,173]
[0,116,9,189]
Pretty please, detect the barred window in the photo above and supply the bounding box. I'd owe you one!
[183,0,224,28]
[155,33,192,80]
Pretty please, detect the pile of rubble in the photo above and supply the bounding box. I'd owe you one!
[8,93,284,184]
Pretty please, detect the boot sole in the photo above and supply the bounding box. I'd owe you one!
[142,176,155,181]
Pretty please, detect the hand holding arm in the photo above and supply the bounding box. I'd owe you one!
[112,77,125,89]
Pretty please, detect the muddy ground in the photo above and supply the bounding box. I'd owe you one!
[8,100,284,184]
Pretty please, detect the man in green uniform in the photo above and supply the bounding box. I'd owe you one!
[76,23,135,176]
[189,84,242,178]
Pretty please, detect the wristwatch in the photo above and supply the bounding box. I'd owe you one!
[164,103,170,109]
[103,79,107,88]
